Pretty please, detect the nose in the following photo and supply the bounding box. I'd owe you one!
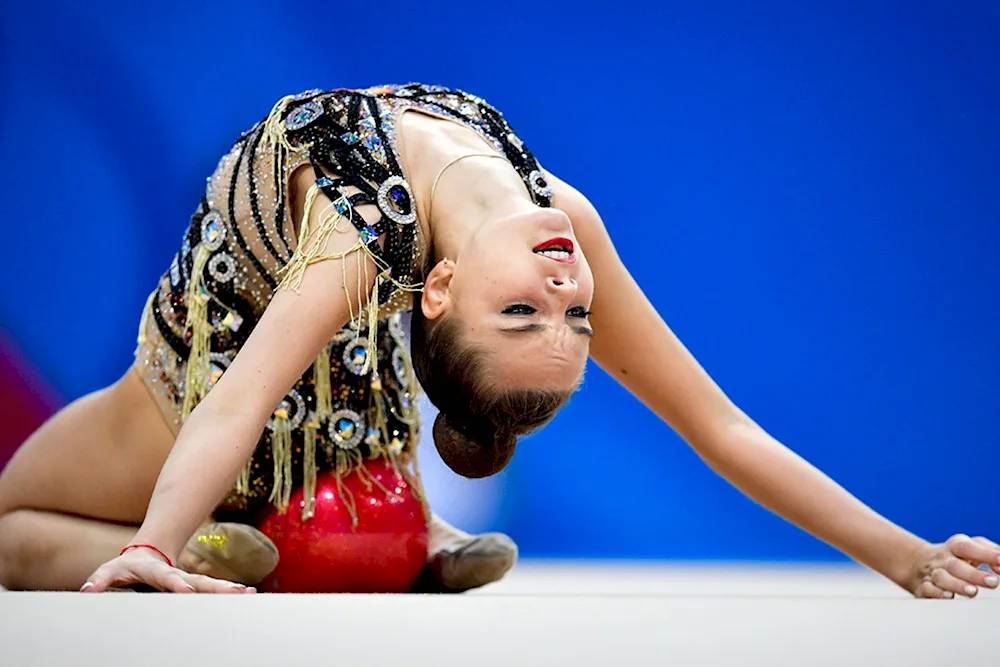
[546,276,578,304]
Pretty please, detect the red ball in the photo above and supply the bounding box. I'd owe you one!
[256,457,429,593]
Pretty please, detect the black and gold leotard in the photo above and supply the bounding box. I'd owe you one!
[133,83,553,522]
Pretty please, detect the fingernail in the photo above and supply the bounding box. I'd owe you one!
[965,585,977,596]
[80,582,94,591]
[228,582,245,589]
[186,584,196,591]
[985,575,999,588]
[942,591,954,599]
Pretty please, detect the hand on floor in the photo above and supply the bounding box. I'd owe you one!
[904,534,1000,599]
[81,545,256,594]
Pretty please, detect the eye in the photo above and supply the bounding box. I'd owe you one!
[566,306,592,318]
[502,304,537,315]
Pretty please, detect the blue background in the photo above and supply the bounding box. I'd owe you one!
[1,1,997,561]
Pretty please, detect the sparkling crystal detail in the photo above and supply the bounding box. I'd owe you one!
[292,88,322,101]
[363,134,383,152]
[377,176,416,225]
[201,211,226,251]
[328,409,366,450]
[208,351,234,389]
[267,390,306,430]
[208,252,237,283]
[284,101,324,131]
[360,225,378,244]
[528,170,553,199]
[169,256,181,288]
[220,311,243,332]
[340,132,361,145]
[316,176,334,188]
[343,342,368,375]
[391,346,408,384]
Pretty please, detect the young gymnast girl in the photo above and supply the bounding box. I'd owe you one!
[1,83,996,599]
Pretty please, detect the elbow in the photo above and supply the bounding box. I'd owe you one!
[683,403,758,464]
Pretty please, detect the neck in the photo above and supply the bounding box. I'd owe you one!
[423,157,534,262]
[400,113,535,270]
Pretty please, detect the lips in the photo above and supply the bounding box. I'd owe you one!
[533,237,574,253]
[532,237,577,264]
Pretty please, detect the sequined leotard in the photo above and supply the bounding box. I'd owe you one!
[133,83,553,521]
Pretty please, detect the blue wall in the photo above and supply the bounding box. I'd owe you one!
[1,1,997,560]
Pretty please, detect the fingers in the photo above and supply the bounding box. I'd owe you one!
[916,580,954,599]
[945,558,998,596]
[180,572,255,594]
[153,569,198,593]
[81,564,129,593]
[947,534,1000,569]
[931,567,978,598]
[972,537,1000,574]
[81,558,256,594]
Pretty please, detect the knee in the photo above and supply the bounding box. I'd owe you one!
[0,509,51,589]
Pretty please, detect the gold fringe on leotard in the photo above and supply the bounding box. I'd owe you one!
[268,413,294,511]
[181,245,213,421]
[302,422,319,520]
[313,343,333,422]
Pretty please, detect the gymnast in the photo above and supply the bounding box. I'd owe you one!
[0,83,996,599]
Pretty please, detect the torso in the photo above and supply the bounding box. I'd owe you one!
[131,83,553,520]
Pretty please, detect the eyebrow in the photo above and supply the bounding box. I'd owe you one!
[497,323,595,338]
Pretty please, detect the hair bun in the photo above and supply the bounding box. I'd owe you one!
[432,412,517,479]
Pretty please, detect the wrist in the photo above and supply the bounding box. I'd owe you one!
[131,526,188,566]
[120,543,175,568]
[876,532,930,590]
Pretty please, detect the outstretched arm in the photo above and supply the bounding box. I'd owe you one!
[86,179,378,592]
[547,171,1000,597]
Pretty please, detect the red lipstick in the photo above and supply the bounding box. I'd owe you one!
[532,237,574,253]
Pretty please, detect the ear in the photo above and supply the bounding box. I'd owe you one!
[421,258,454,320]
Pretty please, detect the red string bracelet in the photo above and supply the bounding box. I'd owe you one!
[120,543,174,568]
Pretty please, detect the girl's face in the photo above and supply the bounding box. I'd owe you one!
[422,208,595,391]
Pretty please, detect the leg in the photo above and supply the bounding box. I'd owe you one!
[0,509,138,591]
[0,365,278,590]
[0,367,174,589]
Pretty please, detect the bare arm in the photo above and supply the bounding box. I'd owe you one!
[546,171,927,587]
[131,187,377,564]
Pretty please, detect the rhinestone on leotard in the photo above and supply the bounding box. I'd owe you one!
[201,211,226,251]
[377,176,417,225]
[208,252,237,283]
[285,101,324,131]
[267,390,306,431]
[328,409,366,450]
[528,170,553,200]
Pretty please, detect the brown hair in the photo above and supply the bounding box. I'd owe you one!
[410,307,572,478]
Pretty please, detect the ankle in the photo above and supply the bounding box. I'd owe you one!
[427,513,471,546]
